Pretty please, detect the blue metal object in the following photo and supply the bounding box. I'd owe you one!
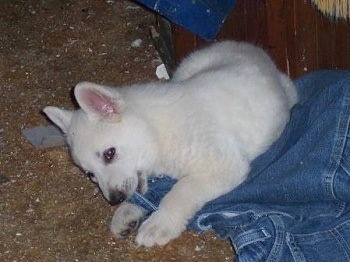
[136,0,237,40]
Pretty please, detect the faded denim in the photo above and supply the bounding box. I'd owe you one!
[129,70,350,261]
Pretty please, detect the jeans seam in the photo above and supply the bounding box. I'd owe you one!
[307,201,346,219]
[330,224,350,260]
[286,233,307,262]
[335,202,347,218]
[266,215,285,262]
[131,192,158,212]
[340,156,350,175]
[324,83,350,201]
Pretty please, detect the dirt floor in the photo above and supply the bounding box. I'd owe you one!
[0,0,234,261]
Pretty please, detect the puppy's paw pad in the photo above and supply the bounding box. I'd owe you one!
[119,228,131,238]
[110,203,144,238]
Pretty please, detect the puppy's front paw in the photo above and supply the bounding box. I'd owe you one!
[136,211,185,247]
[110,202,145,238]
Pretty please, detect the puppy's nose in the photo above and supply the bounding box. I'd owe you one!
[108,190,126,206]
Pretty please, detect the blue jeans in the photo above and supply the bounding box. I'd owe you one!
[129,70,350,261]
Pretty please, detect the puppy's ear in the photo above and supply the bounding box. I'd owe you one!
[74,82,124,121]
[43,106,73,134]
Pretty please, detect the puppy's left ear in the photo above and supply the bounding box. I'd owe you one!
[43,106,73,134]
[74,82,124,121]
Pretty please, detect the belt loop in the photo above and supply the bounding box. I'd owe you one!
[232,228,271,252]
[266,215,286,261]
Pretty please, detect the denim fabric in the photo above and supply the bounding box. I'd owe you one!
[128,70,350,261]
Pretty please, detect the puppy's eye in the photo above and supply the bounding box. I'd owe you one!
[103,147,116,163]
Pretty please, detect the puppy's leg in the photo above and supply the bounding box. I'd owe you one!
[135,172,245,247]
[110,202,146,238]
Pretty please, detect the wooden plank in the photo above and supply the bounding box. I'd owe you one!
[316,10,334,69]
[333,19,350,69]
[243,0,267,44]
[265,0,288,72]
[285,0,298,77]
[172,25,197,64]
[218,0,247,40]
[293,0,318,77]
[170,0,350,78]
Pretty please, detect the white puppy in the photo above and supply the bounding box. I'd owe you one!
[44,41,297,247]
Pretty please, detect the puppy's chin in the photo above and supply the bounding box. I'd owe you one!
[136,171,148,194]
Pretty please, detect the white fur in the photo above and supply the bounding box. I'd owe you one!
[43,41,297,247]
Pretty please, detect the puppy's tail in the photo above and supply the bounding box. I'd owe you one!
[279,73,298,109]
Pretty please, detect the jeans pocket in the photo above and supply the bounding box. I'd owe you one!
[286,220,350,262]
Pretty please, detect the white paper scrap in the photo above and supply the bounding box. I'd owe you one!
[156,64,170,80]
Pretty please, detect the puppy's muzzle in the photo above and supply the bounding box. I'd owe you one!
[108,190,126,206]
